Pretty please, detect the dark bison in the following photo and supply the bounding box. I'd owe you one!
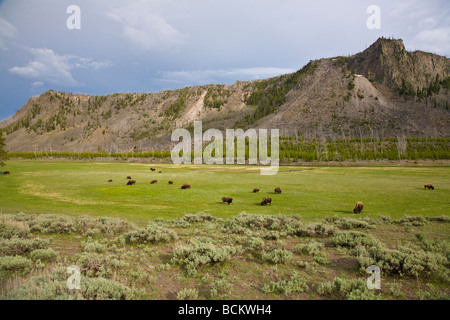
[261,197,272,206]
[274,187,282,194]
[168,181,173,184]
[424,184,435,190]
[127,176,132,180]
[222,197,233,205]
[353,202,364,214]
[158,171,162,173]
[151,180,158,184]
[181,184,191,189]
[253,188,260,193]
[3,171,10,175]
[150,168,156,171]
[127,180,136,185]
[108,179,113,182]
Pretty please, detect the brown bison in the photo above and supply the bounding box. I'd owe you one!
[168,181,174,184]
[3,171,10,175]
[127,176,132,180]
[424,184,435,190]
[150,168,156,171]
[108,179,113,182]
[222,197,233,205]
[253,188,260,193]
[274,187,282,194]
[158,171,162,173]
[353,202,364,214]
[261,197,272,206]
[127,180,136,185]
[181,184,191,189]
[151,180,158,184]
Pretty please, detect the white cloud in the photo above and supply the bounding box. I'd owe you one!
[9,48,111,86]
[414,27,450,56]
[106,1,184,50]
[0,18,17,50]
[32,81,44,88]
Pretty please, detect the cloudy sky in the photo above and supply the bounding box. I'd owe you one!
[0,0,449,120]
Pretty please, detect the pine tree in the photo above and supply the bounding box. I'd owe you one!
[0,130,8,167]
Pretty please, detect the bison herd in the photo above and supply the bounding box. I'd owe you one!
[102,167,439,213]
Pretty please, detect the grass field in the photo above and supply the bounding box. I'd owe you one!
[0,161,449,222]
[0,161,449,300]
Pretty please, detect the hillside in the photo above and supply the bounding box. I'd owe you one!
[1,37,449,153]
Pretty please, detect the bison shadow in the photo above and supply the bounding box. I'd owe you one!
[333,210,352,214]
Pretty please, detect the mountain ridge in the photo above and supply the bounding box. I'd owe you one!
[1,37,449,153]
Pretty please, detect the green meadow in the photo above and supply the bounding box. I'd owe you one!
[0,161,448,223]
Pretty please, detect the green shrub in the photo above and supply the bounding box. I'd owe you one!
[222,213,304,239]
[325,216,374,230]
[330,231,381,248]
[26,215,77,234]
[310,223,337,237]
[262,249,293,264]
[177,288,199,300]
[357,244,448,278]
[30,248,59,262]
[156,263,171,271]
[82,240,108,253]
[418,285,450,300]
[0,237,49,256]
[294,240,329,265]
[182,213,218,223]
[1,266,78,300]
[172,219,191,228]
[242,236,265,251]
[0,256,33,275]
[316,277,380,300]
[294,240,324,255]
[396,215,428,227]
[172,241,236,276]
[121,224,177,244]
[77,216,135,236]
[0,217,30,239]
[84,277,144,300]
[9,214,135,235]
[210,278,232,299]
[262,272,308,294]
[426,216,450,223]
[74,252,110,277]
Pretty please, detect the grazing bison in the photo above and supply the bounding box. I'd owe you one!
[222,197,233,205]
[127,180,136,185]
[150,168,156,171]
[253,188,260,193]
[151,180,158,184]
[261,197,272,206]
[158,171,162,173]
[353,202,364,214]
[181,184,191,189]
[3,171,10,175]
[127,176,132,180]
[274,187,282,194]
[108,180,113,182]
[424,184,435,190]
[168,181,173,184]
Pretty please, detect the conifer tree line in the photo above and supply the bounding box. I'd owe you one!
[7,137,449,162]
